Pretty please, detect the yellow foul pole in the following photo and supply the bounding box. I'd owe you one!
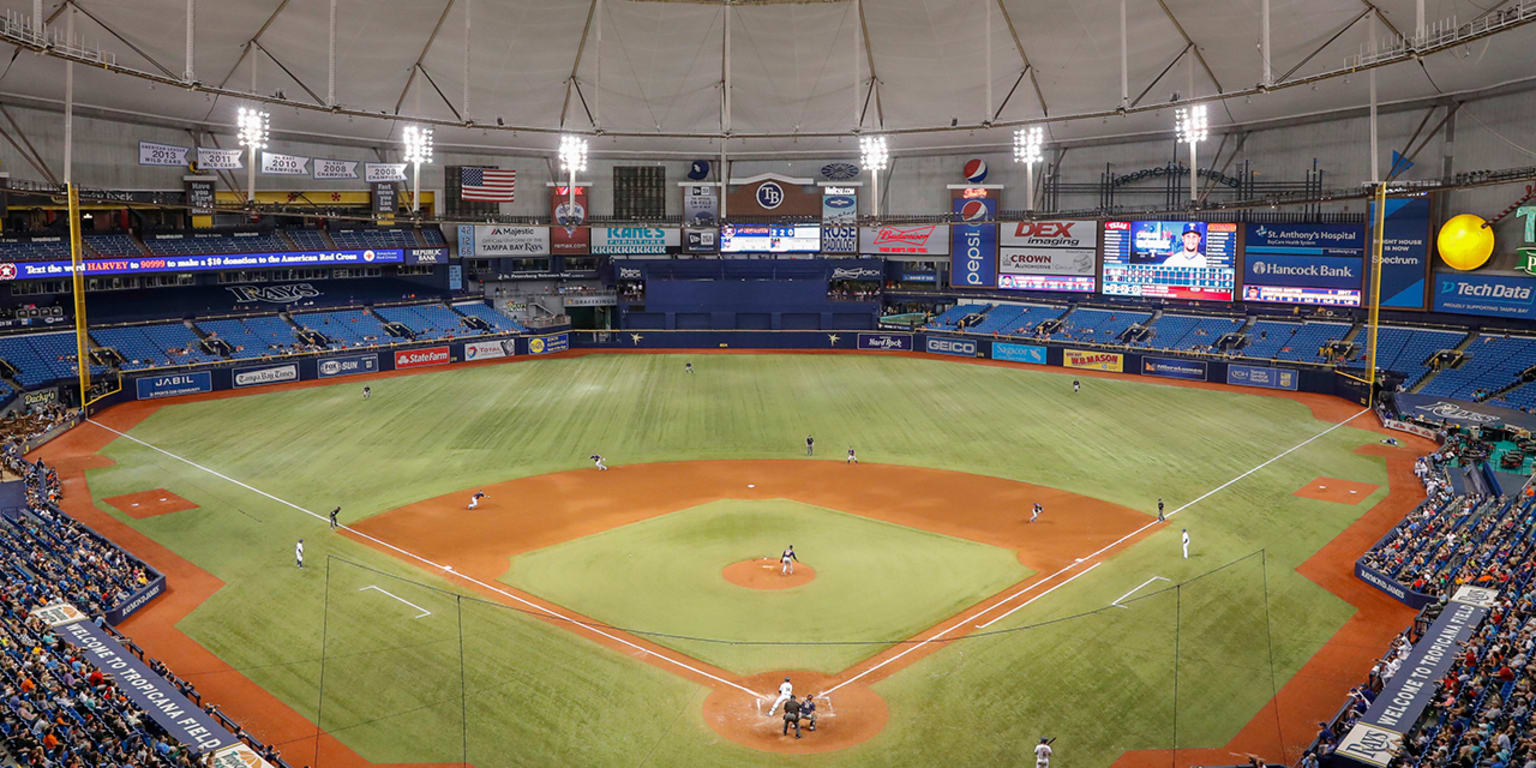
[1365,183,1388,409]
[68,184,91,410]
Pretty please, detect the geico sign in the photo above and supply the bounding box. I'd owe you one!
[928,338,976,354]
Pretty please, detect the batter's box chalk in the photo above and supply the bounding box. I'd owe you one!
[748,484,756,488]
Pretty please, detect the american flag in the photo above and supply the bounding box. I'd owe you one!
[461,167,516,202]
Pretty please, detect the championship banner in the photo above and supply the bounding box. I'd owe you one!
[313,158,359,180]
[139,141,190,167]
[366,163,408,183]
[590,227,680,255]
[1368,196,1432,309]
[195,147,243,170]
[998,220,1097,293]
[457,225,551,257]
[821,185,859,254]
[1063,349,1123,372]
[260,152,309,176]
[682,184,719,226]
[550,186,590,255]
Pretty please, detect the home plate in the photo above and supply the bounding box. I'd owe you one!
[748,484,756,488]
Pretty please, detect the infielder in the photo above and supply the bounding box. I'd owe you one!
[781,545,799,575]
[805,435,815,456]
[295,538,304,569]
[846,447,858,465]
[1036,738,1055,768]
[1029,503,1043,523]
[1157,498,1166,523]
[467,491,487,510]
[1182,528,1190,559]
[591,454,608,471]
[329,506,340,529]
[766,677,794,716]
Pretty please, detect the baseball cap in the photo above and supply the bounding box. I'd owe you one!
[1182,222,1202,235]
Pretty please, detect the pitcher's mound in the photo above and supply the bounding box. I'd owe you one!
[722,558,816,590]
[104,489,198,519]
[702,671,888,754]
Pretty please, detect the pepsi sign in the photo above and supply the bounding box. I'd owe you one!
[950,223,998,288]
[962,158,988,183]
[950,187,998,222]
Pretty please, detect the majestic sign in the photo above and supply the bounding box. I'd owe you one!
[139,141,190,166]
[860,225,951,256]
[0,249,403,280]
[590,227,680,255]
[1062,349,1123,372]
[457,225,551,257]
[226,283,321,305]
[260,152,309,176]
[317,353,378,378]
[394,346,450,369]
[135,372,213,400]
[233,363,299,388]
[998,219,1097,293]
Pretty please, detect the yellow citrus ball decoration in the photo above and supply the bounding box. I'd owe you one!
[1436,213,1494,271]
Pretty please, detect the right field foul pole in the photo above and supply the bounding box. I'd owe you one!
[69,184,91,408]
[1366,182,1388,409]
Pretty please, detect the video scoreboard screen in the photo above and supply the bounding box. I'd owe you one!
[1101,221,1237,301]
[720,224,821,253]
[1240,223,1365,307]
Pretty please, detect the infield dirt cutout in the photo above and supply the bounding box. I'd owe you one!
[1292,476,1381,504]
[102,488,198,519]
[722,558,816,589]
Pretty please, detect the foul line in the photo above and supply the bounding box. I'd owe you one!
[86,419,761,698]
[359,585,431,618]
[1111,576,1170,609]
[975,563,1101,629]
[820,406,1368,697]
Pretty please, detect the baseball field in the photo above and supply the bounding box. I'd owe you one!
[42,351,1426,767]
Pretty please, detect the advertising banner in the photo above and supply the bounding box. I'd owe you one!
[312,158,359,180]
[720,224,821,253]
[38,612,237,753]
[829,263,882,280]
[210,745,277,768]
[1431,273,1536,319]
[0,249,404,280]
[925,336,977,357]
[684,228,717,253]
[464,339,514,361]
[195,147,243,170]
[135,372,212,400]
[458,225,551,257]
[682,184,719,226]
[1369,196,1432,309]
[448,264,463,291]
[856,333,913,351]
[365,162,408,183]
[1142,356,1208,381]
[233,363,298,388]
[821,186,859,254]
[184,177,216,217]
[405,247,447,265]
[992,342,1047,364]
[371,182,397,221]
[997,219,1097,293]
[318,353,378,378]
[21,388,58,409]
[1226,363,1298,390]
[260,152,310,176]
[139,141,190,167]
[861,225,951,256]
[1063,349,1124,372]
[1392,393,1536,432]
[950,223,999,288]
[590,227,680,255]
[395,346,450,369]
[550,186,590,255]
[227,282,321,304]
[528,333,570,355]
[951,187,999,222]
[1242,223,1365,306]
[1101,220,1238,301]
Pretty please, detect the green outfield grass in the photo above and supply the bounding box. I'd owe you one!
[83,353,1394,767]
[504,499,1032,674]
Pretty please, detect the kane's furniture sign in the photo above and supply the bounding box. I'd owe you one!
[0,249,403,279]
[233,363,298,388]
[318,353,378,378]
[1062,349,1123,372]
[1226,363,1298,390]
[136,372,212,400]
[590,227,680,255]
[395,346,450,369]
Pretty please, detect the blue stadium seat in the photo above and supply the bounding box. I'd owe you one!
[329,228,416,250]
[1419,335,1536,400]
[1048,308,1149,345]
[91,322,223,370]
[452,303,526,332]
[84,234,147,257]
[291,310,392,348]
[196,316,303,358]
[1135,314,1240,350]
[144,232,288,256]
[0,236,71,260]
[1241,321,1349,362]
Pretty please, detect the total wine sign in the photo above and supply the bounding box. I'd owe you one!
[394,346,450,369]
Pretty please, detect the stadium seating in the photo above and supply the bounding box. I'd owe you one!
[452,303,526,333]
[0,332,81,387]
[1135,314,1240,351]
[421,228,446,246]
[1351,326,1468,385]
[925,304,989,331]
[0,237,71,261]
[1240,320,1350,362]
[143,232,287,256]
[374,304,474,340]
[291,310,391,348]
[84,233,147,257]
[1047,308,1148,345]
[1488,382,1536,413]
[194,316,303,358]
[329,228,415,250]
[283,229,332,251]
[1418,335,1536,400]
[90,322,223,370]
[967,304,1060,336]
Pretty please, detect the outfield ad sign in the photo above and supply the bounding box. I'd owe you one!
[1226,363,1298,390]
[1431,273,1536,319]
[590,227,680,255]
[857,333,913,351]
[232,363,298,388]
[925,336,977,357]
[1142,357,1207,381]
[395,346,450,369]
[456,225,551,257]
[991,342,1047,364]
[949,224,998,288]
[317,353,378,378]
[1368,196,1432,309]
[1062,349,1123,372]
[135,372,212,400]
[528,333,569,355]
[1241,223,1365,306]
[997,220,1097,293]
[464,340,514,361]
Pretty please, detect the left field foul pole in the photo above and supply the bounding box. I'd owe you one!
[68,184,91,410]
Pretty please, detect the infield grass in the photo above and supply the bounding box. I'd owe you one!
[83,353,1393,767]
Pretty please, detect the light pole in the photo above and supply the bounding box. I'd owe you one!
[1013,126,1044,211]
[236,106,269,207]
[860,135,888,219]
[1174,104,1208,204]
[402,125,434,215]
[557,134,588,209]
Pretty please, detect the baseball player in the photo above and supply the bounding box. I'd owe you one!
[685,361,694,374]
[846,447,858,465]
[1182,528,1190,559]
[329,506,340,529]
[295,538,304,569]
[781,545,799,575]
[591,454,608,471]
[799,693,818,732]
[1072,379,1080,394]
[1029,503,1043,523]
[1036,738,1055,768]
[782,696,803,738]
[362,385,371,400]
[805,435,814,456]
[467,491,487,510]
[766,677,794,716]
[1157,498,1166,523]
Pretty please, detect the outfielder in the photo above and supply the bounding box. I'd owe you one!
[685,361,694,374]
[362,385,371,400]
[766,677,794,716]
[1072,379,1080,394]
[1029,503,1043,523]
[846,447,858,465]
[1182,528,1190,559]
[1157,498,1166,523]
[805,435,815,456]
[591,454,608,471]
[781,545,799,575]
[468,491,487,510]
[295,538,304,569]
[1036,738,1055,768]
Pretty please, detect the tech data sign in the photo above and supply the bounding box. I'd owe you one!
[1432,273,1536,319]
[589,227,680,255]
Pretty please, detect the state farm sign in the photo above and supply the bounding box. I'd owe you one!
[859,225,951,256]
[394,346,450,369]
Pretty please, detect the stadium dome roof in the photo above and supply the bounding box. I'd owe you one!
[4,0,1534,158]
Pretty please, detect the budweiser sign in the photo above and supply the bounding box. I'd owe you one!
[394,346,450,369]
[859,225,951,255]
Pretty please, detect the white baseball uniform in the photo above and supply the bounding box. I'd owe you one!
[1036,742,1053,768]
[592,455,608,471]
[767,680,793,716]
[1182,530,1190,559]
[295,540,304,568]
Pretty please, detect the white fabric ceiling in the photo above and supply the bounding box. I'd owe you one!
[0,0,1532,156]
